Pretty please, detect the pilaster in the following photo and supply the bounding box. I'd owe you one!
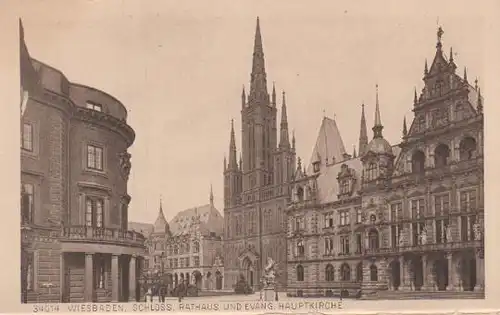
[59,253,65,302]
[129,255,137,301]
[111,254,119,302]
[84,253,93,302]
[446,252,454,291]
[474,249,485,291]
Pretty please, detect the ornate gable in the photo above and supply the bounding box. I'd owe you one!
[337,163,356,199]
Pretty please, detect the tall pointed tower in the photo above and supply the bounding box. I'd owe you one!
[241,17,278,190]
[223,18,292,292]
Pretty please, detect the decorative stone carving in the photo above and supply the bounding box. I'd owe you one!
[445,225,453,243]
[473,222,482,241]
[118,152,132,179]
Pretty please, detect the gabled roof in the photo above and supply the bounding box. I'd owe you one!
[315,157,363,204]
[168,204,224,237]
[307,117,347,174]
[128,222,154,238]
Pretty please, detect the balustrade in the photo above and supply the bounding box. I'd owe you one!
[61,225,145,246]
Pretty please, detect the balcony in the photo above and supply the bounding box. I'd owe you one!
[61,225,146,247]
[363,240,483,257]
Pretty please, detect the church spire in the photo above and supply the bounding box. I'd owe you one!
[373,84,384,139]
[477,88,483,114]
[402,116,408,137]
[241,85,246,108]
[279,91,290,148]
[358,103,368,155]
[209,184,214,206]
[248,17,269,106]
[228,119,238,169]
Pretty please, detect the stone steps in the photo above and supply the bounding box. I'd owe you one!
[361,290,484,300]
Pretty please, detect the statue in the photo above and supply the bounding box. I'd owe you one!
[473,223,482,241]
[445,225,453,243]
[118,152,132,179]
[398,229,406,247]
[263,257,276,286]
[420,227,428,245]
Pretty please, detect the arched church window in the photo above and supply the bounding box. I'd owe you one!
[459,137,477,161]
[434,144,450,168]
[325,264,335,281]
[411,151,426,174]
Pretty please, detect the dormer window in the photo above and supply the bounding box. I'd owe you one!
[366,163,377,181]
[86,101,102,112]
[340,179,350,195]
[313,161,320,173]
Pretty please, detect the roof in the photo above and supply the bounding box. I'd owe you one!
[153,206,169,234]
[128,222,154,238]
[307,117,347,174]
[168,204,224,237]
[315,157,363,204]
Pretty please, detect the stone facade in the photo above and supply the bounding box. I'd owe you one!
[20,20,146,303]
[134,192,225,292]
[286,27,484,298]
[222,18,296,291]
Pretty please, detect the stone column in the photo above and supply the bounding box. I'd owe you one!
[474,249,484,291]
[446,253,454,291]
[84,253,94,302]
[59,253,65,302]
[112,254,119,302]
[421,255,431,291]
[129,255,137,302]
[399,256,410,291]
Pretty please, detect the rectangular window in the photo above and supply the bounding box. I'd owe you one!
[324,237,334,255]
[339,210,350,226]
[434,194,450,216]
[435,218,449,243]
[340,235,350,254]
[412,222,425,245]
[324,212,334,228]
[22,123,33,151]
[340,179,350,195]
[411,199,425,219]
[86,101,102,112]
[355,233,362,253]
[87,144,103,171]
[295,216,305,231]
[194,256,200,267]
[85,197,104,228]
[355,207,362,224]
[460,190,477,213]
[21,183,34,224]
[94,255,105,289]
[390,203,402,221]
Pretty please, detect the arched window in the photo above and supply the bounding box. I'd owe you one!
[370,264,378,281]
[296,240,305,256]
[356,262,363,282]
[411,150,426,174]
[185,242,190,253]
[341,263,351,281]
[193,241,200,253]
[434,144,450,168]
[367,163,377,181]
[368,229,379,250]
[325,264,335,281]
[459,137,477,161]
[173,245,179,255]
[296,265,304,281]
[167,245,172,256]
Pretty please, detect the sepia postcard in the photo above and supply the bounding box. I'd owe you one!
[1,0,500,313]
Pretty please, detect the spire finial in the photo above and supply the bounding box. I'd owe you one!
[475,78,479,90]
[449,47,454,62]
[477,87,483,114]
[322,109,326,118]
[292,129,296,150]
[249,16,268,105]
[228,119,238,169]
[424,59,429,75]
[403,116,408,137]
[358,102,368,156]
[210,184,214,206]
[373,83,383,138]
[464,67,468,83]
[437,25,444,50]
[414,87,418,104]
[279,90,290,148]
[353,145,357,158]
[272,82,276,106]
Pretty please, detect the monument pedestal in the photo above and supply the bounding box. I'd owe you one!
[263,286,275,301]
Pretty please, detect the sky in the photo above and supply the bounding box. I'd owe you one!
[16,1,486,224]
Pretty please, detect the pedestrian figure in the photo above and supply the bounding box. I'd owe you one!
[177,281,185,302]
[159,285,166,302]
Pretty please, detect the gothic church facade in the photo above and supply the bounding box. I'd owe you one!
[222,18,296,290]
